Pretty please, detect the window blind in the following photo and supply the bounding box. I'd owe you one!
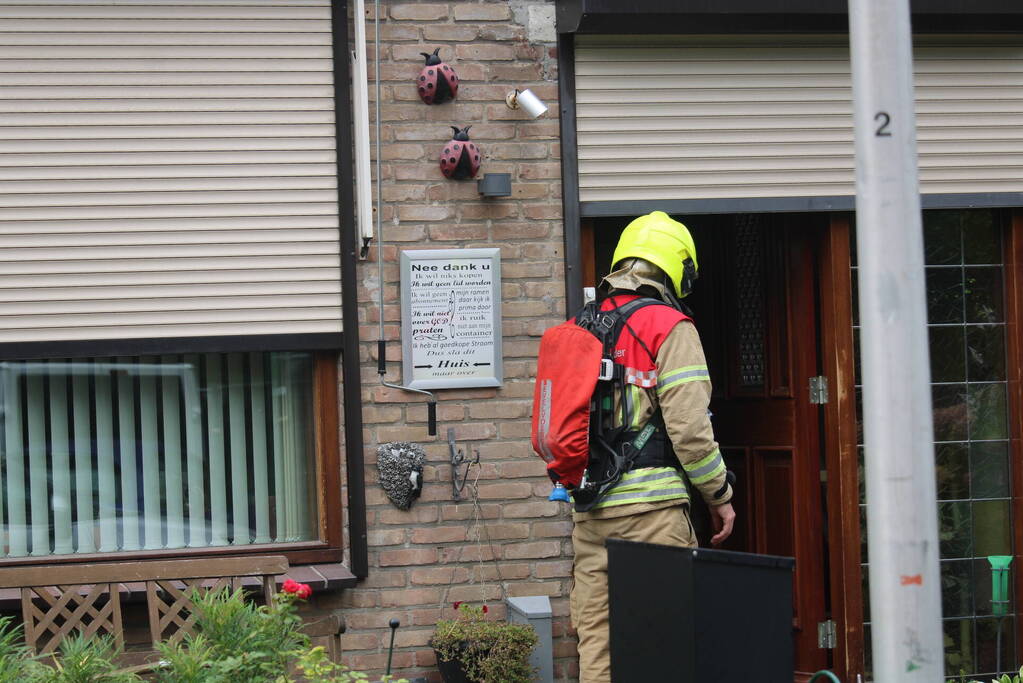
[0,352,316,558]
[575,36,1023,204]
[0,1,342,345]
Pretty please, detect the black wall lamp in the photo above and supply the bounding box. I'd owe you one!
[477,172,512,198]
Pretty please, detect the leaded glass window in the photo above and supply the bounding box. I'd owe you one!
[855,209,1014,679]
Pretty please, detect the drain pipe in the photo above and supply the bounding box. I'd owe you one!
[351,0,374,258]
[364,0,437,435]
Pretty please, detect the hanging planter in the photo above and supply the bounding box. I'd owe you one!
[430,604,537,683]
[434,642,479,683]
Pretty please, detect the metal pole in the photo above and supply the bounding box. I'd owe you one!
[847,0,943,680]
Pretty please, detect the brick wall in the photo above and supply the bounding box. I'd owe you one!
[328,1,577,680]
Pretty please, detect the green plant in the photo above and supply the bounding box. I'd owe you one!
[430,604,538,683]
[0,614,140,683]
[290,646,407,683]
[154,586,308,683]
[946,665,1023,683]
[153,584,408,683]
[0,585,404,683]
[0,615,35,680]
[28,633,141,683]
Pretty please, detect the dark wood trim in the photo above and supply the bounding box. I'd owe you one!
[1006,210,1023,663]
[330,0,368,580]
[558,32,583,316]
[0,333,343,362]
[580,193,1023,219]
[0,556,289,589]
[315,353,344,553]
[0,542,340,569]
[819,214,864,681]
[787,220,829,675]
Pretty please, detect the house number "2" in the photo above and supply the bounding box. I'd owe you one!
[875,111,892,137]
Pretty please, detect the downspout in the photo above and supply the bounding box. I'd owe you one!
[364,0,438,433]
[351,0,374,257]
[332,0,368,579]
[557,31,583,316]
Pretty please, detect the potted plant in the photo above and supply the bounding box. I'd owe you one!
[430,603,538,683]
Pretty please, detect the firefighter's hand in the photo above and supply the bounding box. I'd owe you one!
[709,502,735,546]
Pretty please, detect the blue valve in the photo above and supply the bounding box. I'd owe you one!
[548,482,570,502]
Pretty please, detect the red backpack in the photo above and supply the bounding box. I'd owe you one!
[531,297,666,503]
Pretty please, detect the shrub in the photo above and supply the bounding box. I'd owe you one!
[0,586,408,683]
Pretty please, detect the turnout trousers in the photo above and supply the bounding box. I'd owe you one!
[570,504,696,683]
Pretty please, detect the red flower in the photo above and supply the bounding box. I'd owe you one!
[453,601,463,610]
[482,605,489,614]
[282,579,312,600]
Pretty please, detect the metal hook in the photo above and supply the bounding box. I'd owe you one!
[448,427,480,501]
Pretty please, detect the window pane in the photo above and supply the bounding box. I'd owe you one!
[973,500,1011,557]
[970,441,1010,500]
[965,267,1004,324]
[933,384,968,442]
[0,352,318,559]
[944,618,976,677]
[976,617,1015,676]
[966,325,1006,382]
[930,326,966,383]
[967,383,1008,441]
[941,560,975,619]
[936,443,970,501]
[938,501,973,559]
[962,211,1000,264]
[927,267,965,324]
[924,210,962,265]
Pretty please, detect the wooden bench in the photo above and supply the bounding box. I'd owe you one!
[0,555,289,655]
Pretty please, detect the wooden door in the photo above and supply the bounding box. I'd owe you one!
[694,214,829,679]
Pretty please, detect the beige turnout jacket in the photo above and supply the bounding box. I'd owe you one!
[574,259,733,522]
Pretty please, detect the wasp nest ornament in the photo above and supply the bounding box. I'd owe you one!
[417,48,458,105]
[439,125,480,180]
[377,442,425,510]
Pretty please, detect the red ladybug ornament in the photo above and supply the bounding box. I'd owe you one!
[417,48,458,105]
[439,126,481,180]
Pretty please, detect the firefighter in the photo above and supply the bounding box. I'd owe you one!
[570,211,735,683]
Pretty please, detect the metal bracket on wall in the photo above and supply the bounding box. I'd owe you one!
[448,427,480,502]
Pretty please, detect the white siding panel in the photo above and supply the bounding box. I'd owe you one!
[576,37,1023,203]
[0,1,340,345]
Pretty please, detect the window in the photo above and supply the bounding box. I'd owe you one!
[855,209,1015,678]
[0,351,337,561]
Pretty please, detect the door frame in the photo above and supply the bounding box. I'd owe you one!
[819,215,865,680]
[581,213,861,678]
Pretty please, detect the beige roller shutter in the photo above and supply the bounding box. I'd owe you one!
[0,0,342,345]
[575,35,1023,204]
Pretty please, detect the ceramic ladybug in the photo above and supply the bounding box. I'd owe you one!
[439,126,481,180]
[416,48,458,105]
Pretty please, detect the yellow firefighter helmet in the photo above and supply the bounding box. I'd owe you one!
[611,211,698,297]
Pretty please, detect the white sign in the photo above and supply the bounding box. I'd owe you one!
[400,248,502,390]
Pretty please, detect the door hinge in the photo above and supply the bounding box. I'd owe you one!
[818,619,837,649]
[809,376,829,405]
